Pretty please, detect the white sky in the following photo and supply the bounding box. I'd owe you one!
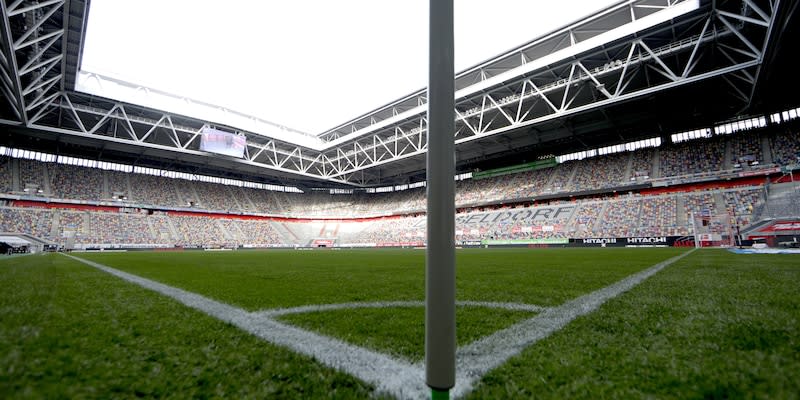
[81,0,620,135]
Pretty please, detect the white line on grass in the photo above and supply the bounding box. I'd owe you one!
[448,249,696,398]
[61,253,429,399]
[63,249,694,400]
[260,300,546,317]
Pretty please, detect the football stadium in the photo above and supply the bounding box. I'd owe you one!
[1,0,799,398]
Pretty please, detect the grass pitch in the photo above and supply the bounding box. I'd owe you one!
[1,248,798,399]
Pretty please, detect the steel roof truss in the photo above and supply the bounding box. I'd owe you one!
[682,17,711,78]
[1,0,783,187]
[139,115,166,143]
[7,0,63,17]
[638,40,679,81]
[486,94,515,125]
[716,11,762,58]
[62,93,86,132]
[455,109,479,136]
[18,35,61,75]
[116,106,140,141]
[13,5,62,50]
[85,104,118,135]
[742,0,770,23]
[25,79,59,111]
[27,92,59,124]
[162,116,180,148]
[722,74,750,103]
[23,73,59,96]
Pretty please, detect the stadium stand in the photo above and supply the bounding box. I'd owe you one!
[571,201,605,237]
[49,163,104,201]
[0,156,11,193]
[0,185,782,248]
[721,187,764,227]
[598,197,643,237]
[569,152,630,192]
[128,174,183,208]
[58,211,84,243]
[1,207,54,239]
[240,186,282,214]
[76,212,155,246]
[637,195,680,236]
[629,148,655,182]
[186,181,237,212]
[235,219,284,246]
[18,159,48,196]
[500,168,553,200]
[1,127,798,249]
[659,136,726,178]
[170,214,231,248]
[106,170,131,202]
[729,132,765,168]
[769,129,800,165]
[542,160,577,194]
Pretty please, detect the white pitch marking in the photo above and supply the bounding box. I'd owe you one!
[260,300,546,317]
[448,249,696,398]
[63,249,694,400]
[61,253,429,399]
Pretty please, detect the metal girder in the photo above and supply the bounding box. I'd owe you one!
[1,0,786,187]
[0,0,66,124]
[318,0,698,142]
[316,0,779,180]
[27,91,362,185]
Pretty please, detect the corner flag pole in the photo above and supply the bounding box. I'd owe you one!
[426,0,456,398]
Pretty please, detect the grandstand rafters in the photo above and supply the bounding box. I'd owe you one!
[0,0,67,125]
[0,0,791,187]
[316,0,781,180]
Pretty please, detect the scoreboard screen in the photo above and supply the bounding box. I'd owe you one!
[200,127,246,158]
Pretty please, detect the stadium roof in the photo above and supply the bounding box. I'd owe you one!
[78,0,624,137]
[0,0,798,189]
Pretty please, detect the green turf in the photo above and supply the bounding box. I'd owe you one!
[3,248,797,399]
[466,249,800,399]
[76,248,686,310]
[67,248,686,372]
[279,305,535,362]
[0,254,376,399]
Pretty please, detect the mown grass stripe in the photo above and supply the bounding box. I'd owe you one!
[63,249,693,400]
[450,249,696,398]
[61,253,430,399]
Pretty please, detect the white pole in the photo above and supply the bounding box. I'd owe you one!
[690,211,700,248]
[426,0,456,398]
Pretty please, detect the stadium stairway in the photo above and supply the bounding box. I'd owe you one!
[41,164,53,197]
[145,218,158,239]
[676,195,687,226]
[652,149,661,179]
[723,139,734,170]
[215,220,235,243]
[226,186,245,211]
[50,210,61,239]
[713,192,727,214]
[761,136,774,164]
[272,222,300,245]
[622,152,634,182]
[165,218,181,242]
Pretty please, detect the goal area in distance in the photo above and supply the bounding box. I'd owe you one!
[691,212,738,247]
